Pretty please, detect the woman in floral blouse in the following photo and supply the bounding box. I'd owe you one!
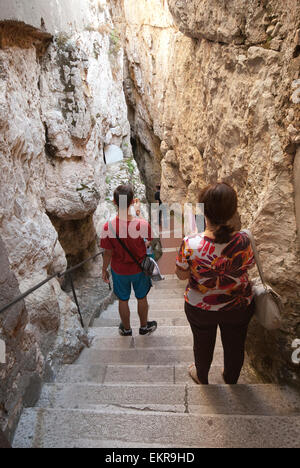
[176,182,256,385]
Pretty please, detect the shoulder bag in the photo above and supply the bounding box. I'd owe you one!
[242,229,283,330]
[109,222,155,277]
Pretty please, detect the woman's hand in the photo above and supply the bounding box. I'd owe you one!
[176,266,190,281]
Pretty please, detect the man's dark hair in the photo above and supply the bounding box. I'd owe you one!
[114,185,134,208]
[156,184,161,190]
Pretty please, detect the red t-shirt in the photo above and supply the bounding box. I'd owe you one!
[100,217,153,275]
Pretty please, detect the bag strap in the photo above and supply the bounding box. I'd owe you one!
[109,221,143,270]
[242,229,268,290]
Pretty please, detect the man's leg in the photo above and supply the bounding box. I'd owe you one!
[111,270,132,334]
[137,296,148,328]
[119,300,131,331]
[138,295,157,335]
[133,273,157,334]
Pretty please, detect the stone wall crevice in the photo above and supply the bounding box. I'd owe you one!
[0,20,53,54]
[115,0,300,389]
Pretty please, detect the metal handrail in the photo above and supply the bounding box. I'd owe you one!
[0,249,109,327]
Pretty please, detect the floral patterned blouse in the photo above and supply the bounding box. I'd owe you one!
[176,232,255,311]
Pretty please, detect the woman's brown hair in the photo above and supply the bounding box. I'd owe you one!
[199,182,238,244]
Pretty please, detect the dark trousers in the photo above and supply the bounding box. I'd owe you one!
[185,300,255,385]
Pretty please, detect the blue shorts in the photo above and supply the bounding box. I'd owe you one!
[111,269,152,302]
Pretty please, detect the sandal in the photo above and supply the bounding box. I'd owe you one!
[188,364,202,385]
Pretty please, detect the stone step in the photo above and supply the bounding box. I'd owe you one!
[76,346,222,366]
[13,407,300,448]
[99,305,186,320]
[88,332,222,350]
[89,325,192,338]
[128,298,184,308]
[54,364,258,386]
[14,437,177,449]
[89,335,198,350]
[154,283,186,290]
[152,281,187,290]
[146,291,186,298]
[161,275,181,281]
[36,383,300,417]
[37,383,185,412]
[93,317,189,327]
[151,281,186,288]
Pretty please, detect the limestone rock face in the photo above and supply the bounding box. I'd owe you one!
[40,27,130,222]
[0,37,89,438]
[116,0,300,388]
[94,156,148,236]
[0,0,135,439]
[0,0,108,37]
[167,0,269,45]
[0,237,31,440]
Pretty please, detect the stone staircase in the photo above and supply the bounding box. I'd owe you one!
[13,277,300,448]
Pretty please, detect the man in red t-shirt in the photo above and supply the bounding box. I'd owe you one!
[100,185,157,337]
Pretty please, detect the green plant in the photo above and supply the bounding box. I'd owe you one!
[76,182,100,202]
[55,33,72,48]
[262,35,273,49]
[126,158,135,175]
[109,29,121,56]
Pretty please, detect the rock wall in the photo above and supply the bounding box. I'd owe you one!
[1,0,299,440]
[111,0,175,201]
[0,0,105,36]
[0,0,134,439]
[0,237,32,441]
[115,0,300,388]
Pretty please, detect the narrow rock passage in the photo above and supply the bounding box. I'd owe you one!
[158,216,183,275]
[13,277,300,448]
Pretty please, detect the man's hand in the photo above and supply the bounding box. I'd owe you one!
[102,269,110,284]
[134,198,141,217]
[102,249,112,284]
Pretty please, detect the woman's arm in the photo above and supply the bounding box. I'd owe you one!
[176,237,190,280]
